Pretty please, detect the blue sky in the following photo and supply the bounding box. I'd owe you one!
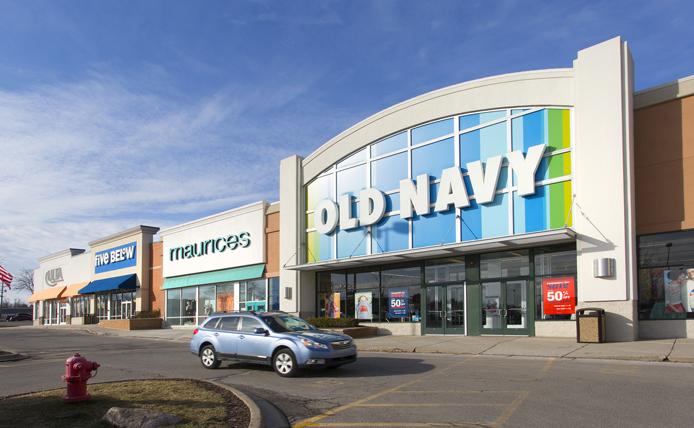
[1,0,693,301]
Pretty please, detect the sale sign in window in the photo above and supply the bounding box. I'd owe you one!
[542,277,575,315]
[389,288,408,318]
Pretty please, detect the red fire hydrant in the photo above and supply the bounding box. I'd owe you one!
[61,353,99,403]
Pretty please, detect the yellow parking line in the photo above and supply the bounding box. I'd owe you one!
[391,390,526,394]
[541,358,555,372]
[293,356,480,428]
[494,391,530,426]
[356,403,513,407]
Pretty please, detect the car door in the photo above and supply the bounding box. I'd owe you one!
[236,317,274,363]
[214,316,240,358]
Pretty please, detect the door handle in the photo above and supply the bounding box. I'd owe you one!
[213,333,219,336]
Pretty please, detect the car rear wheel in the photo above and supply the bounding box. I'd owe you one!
[273,349,298,377]
[200,345,221,369]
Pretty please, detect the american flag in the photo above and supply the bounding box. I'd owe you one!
[0,265,12,290]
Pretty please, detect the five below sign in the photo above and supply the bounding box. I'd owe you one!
[94,242,137,274]
[314,143,547,234]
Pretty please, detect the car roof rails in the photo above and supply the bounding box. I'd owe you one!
[210,310,257,316]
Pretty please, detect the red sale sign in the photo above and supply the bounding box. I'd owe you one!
[542,277,575,315]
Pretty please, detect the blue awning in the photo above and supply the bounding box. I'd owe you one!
[162,264,265,290]
[79,274,137,294]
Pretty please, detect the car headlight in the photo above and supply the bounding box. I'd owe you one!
[301,338,328,350]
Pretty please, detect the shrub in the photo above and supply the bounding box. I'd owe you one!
[133,309,161,319]
[306,317,360,328]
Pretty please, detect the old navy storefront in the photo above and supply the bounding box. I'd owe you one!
[294,107,577,337]
[280,38,640,340]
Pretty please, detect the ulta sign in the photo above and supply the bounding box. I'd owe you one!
[313,143,546,234]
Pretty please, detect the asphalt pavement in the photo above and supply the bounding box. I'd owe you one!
[2,323,693,428]
[2,323,693,363]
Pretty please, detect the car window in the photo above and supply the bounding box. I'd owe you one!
[219,316,240,332]
[239,317,263,333]
[201,317,220,329]
[261,315,314,332]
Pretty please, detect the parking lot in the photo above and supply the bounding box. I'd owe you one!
[3,327,694,427]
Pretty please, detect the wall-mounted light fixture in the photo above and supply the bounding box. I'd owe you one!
[283,287,292,299]
[593,258,615,278]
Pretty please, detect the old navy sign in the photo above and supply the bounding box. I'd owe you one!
[314,143,546,234]
[95,242,137,274]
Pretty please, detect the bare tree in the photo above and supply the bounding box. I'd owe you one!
[12,268,34,295]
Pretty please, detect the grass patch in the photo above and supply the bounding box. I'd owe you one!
[0,379,249,428]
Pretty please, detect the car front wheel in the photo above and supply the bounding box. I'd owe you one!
[200,345,221,369]
[273,349,298,377]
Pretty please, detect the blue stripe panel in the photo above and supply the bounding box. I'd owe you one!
[320,232,334,260]
[479,122,507,163]
[522,110,545,151]
[413,209,457,248]
[412,118,454,145]
[524,184,547,232]
[337,163,367,198]
[385,192,400,214]
[337,226,367,258]
[497,166,509,191]
[481,193,509,238]
[460,199,481,241]
[412,137,454,180]
[460,131,481,174]
[372,215,409,253]
[371,152,407,192]
[536,157,550,181]
[371,132,408,158]
[513,192,526,234]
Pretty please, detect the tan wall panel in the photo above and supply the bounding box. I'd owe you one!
[635,95,694,235]
[265,211,280,278]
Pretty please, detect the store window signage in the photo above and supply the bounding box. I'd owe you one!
[314,143,546,235]
[45,267,64,286]
[542,277,576,315]
[95,242,137,274]
[169,232,251,262]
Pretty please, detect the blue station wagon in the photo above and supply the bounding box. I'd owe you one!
[190,311,357,377]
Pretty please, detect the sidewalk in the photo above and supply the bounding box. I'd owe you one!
[8,324,694,363]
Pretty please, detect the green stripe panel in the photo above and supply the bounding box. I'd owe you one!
[162,264,265,290]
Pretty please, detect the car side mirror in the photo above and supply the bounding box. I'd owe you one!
[254,327,268,335]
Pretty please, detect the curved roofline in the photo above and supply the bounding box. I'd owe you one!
[301,68,574,185]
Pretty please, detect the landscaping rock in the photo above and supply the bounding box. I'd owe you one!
[101,407,183,428]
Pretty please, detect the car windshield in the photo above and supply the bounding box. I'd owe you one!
[260,315,316,333]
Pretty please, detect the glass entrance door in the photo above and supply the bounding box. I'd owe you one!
[481,280,529,335]
[424,284,466,335]
[121,301,132,319]
[59,303,67,324]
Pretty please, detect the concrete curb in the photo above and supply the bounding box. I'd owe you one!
[0,352,30,362]
[206,379,266,428]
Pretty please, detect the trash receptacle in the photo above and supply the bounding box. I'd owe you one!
[576,308,606,343]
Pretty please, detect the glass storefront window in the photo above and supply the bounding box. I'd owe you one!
[534,244,577,321]
[425,258,466,283]
[480,250,530,279]
[216,283,234,312]
[380,285,421,323]
[245,279,266,302]
[638,230,694,320]
[198,285,215,324]
[269,277,280,311]
[167,289,181,326]
[182,287,196,325]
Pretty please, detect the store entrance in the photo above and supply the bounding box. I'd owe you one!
[423,283,466,335]
[59,303,67,324]
[481,280,530,335]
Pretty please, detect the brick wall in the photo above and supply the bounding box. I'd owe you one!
[148,241,164,314]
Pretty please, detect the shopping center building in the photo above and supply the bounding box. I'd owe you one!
[28,37,694,341]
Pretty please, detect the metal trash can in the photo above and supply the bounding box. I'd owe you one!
[576,308,606,343]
